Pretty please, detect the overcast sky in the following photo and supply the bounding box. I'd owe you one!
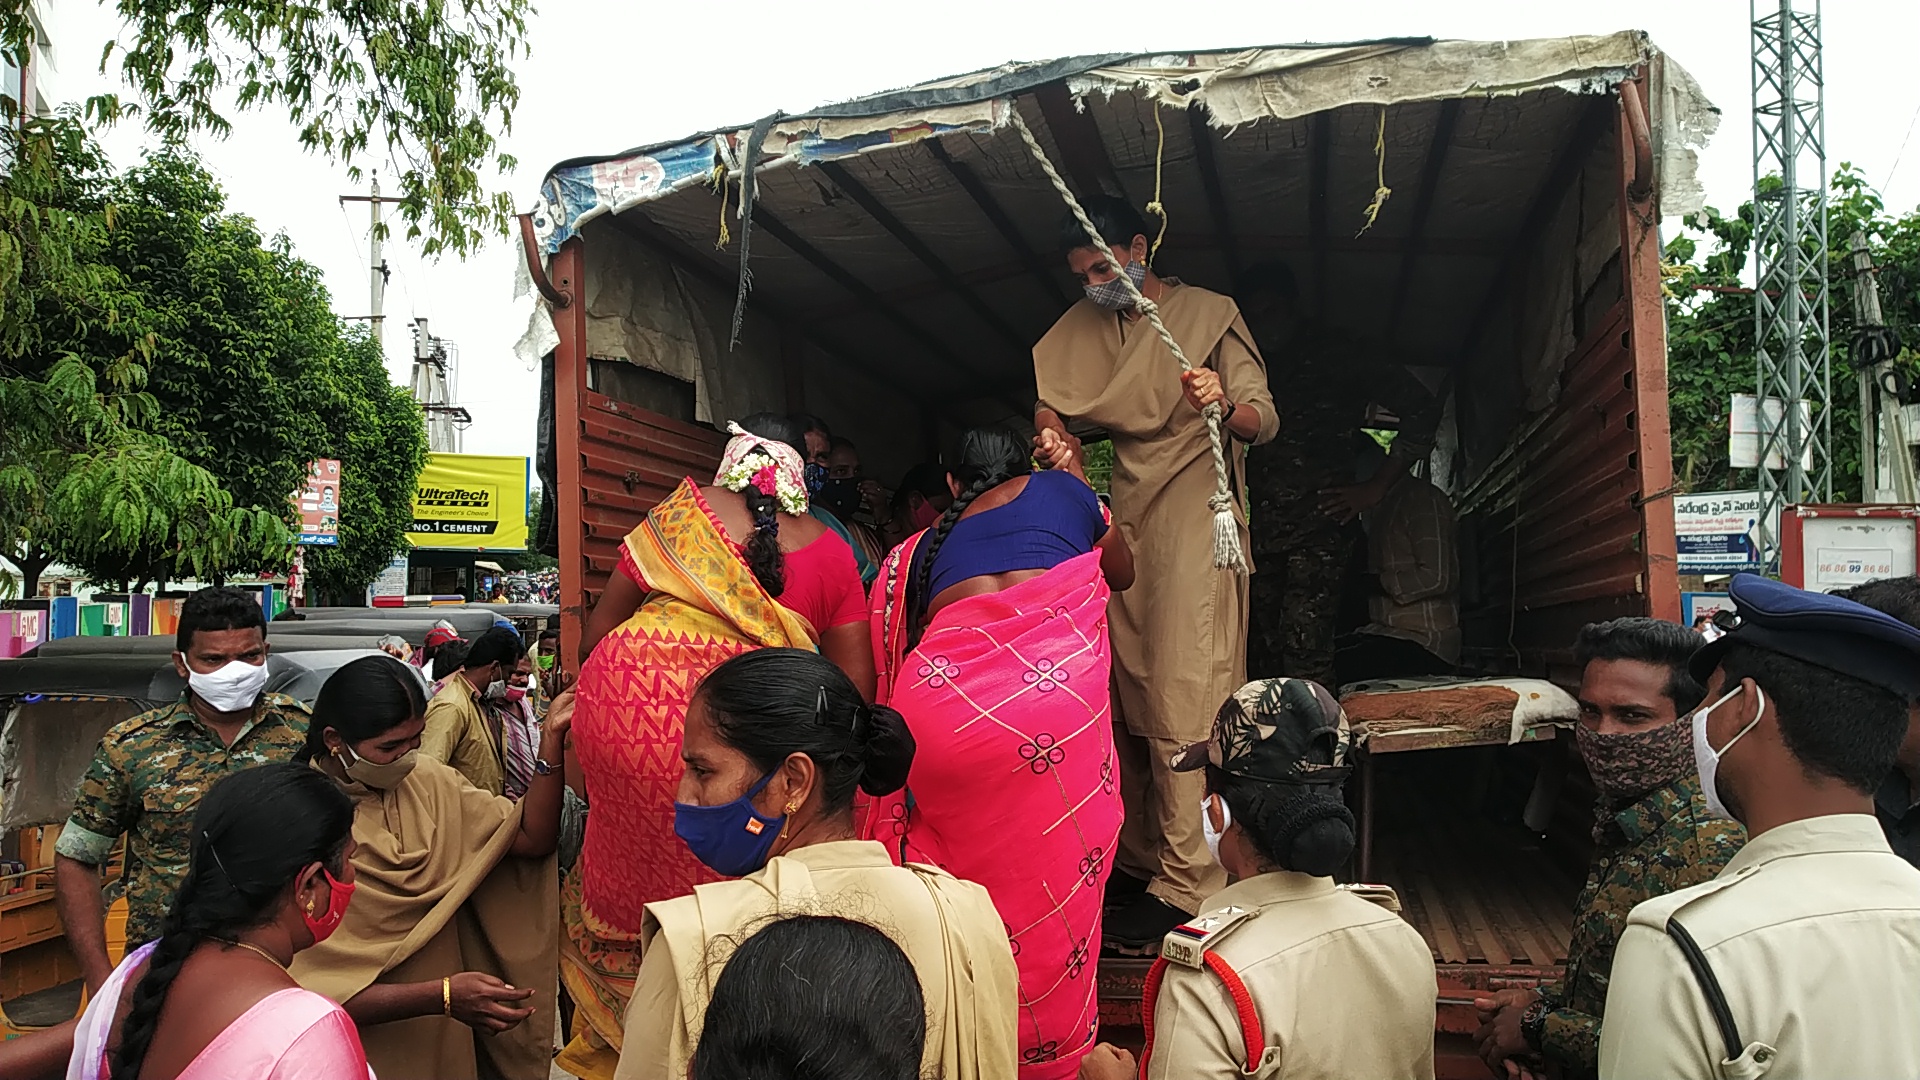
[41,1,1920,464]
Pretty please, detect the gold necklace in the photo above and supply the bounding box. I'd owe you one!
[219,939,289,970]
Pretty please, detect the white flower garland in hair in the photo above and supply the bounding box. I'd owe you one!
[713,421,809,516]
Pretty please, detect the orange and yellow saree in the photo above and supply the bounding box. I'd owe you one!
[558,479,815,1079]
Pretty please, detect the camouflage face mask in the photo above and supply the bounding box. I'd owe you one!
[1574,718,1695,806]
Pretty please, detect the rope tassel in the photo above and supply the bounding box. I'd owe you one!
[1008,108,1249,574]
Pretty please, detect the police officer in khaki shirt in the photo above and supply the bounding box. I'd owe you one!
[1599,574,1920,1079]
[1080,678,1436,1080]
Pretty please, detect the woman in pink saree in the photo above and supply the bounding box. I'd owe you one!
[867,429,1133,1079]
[69,764,370,1080]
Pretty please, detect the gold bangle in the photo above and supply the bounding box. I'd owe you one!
[442,976,452,1016]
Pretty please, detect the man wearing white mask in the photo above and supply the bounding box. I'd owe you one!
[54,586,309,993]
[1599,573,1920,1079]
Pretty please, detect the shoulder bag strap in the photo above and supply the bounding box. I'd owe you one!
[1665,916,1742,1063]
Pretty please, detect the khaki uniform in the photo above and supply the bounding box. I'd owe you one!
[1599,814,1920,1079]
[1034,283,1279,914]
[422,673,505,795]
[1143,872,1436,1080]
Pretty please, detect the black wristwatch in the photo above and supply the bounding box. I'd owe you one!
[1520,994,1551,1052]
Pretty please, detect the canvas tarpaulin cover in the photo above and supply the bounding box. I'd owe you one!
[511,31,1716,482]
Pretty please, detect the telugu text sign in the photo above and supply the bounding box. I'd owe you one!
[293,459,342,546]
[1673,491,1773,573]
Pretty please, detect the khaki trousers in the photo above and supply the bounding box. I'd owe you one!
[1112,722,1227,915]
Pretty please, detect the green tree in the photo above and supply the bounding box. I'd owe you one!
[0,109,284,595]
[91,148,427,595]
[299,327,429,600]
[1664,166,1920,500]
[105,149,341,526]
[3,0,529,257]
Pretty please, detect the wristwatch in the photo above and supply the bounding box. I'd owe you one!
[1519,993,1551,1053]
[533,757,557,777]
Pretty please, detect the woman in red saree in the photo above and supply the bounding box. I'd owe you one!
[560,413,873,1080]
[867,428,1134,1079]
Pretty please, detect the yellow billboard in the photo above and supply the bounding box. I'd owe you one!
[408,453,530,551]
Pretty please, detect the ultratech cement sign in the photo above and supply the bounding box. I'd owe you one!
[407,453,530,551]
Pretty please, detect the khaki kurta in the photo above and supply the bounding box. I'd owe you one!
[423,674,507,796]
[1143,872,1436,1079]
[290,757,560,1080]
[611,840,1019,1080]
[1599,814,1920,1080]
[1034,283,1279,742]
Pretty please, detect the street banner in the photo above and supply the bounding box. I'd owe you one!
[294,459,342,546]
[408,453,530,551]
[371,555,410,599]
[1674,491,1775,574]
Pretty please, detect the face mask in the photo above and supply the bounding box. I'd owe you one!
[817,477,862,521]
[505,686,528,703]
[1084,258,1149,310]
[674,772,785,877]
[1202,794,1232,863]
[537,653,556,671]
[804,462,829,498]
[1575,717,1696,804]
[181,656,269,714]
[484,678,506,701]
[1691,685,1766,821]
[909,498,942,532]
[301,867,355,945]
[336,745,420,790]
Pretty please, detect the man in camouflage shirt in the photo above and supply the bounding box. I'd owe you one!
[1238,262,1442,688]
[1474,618,1746,1079]
[53,587,309,991]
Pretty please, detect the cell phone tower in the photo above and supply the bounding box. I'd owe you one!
[1751,0,1832,565]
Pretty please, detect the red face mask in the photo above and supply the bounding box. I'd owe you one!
[910,499,942,531]
[302,867,355,945]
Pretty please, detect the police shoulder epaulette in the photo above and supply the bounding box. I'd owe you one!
[1160,905,1259,969]
[1338,882,1403,913]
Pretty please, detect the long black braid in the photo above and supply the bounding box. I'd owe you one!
[905,428,1032,650]
[733,412,810,599]
[110,765,353,1080]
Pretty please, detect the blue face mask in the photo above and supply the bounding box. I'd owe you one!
[1084,258,1148,310]
[673,772,786,876]
[804,462,829,497]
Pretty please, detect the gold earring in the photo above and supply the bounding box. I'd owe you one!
[778,800,799,839]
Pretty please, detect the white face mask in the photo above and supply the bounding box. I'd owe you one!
[1691,684,1766,821]
[1202,794,1232,862]
[181,656,269,714]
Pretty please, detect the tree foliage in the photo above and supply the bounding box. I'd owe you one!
[89,148,428,593]
[1,115,426,599]
[299,326,429,600]
[0,110,284,595]
[3,0,529,256]
[1664,166,1920,500]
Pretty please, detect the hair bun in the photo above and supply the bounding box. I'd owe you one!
[856,704,916,796]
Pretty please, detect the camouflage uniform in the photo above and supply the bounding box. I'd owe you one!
[1245,325,1441,687]
[1528,774,1746,1079]
[54,694,311,947]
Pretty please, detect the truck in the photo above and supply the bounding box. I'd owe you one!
[517,32,1713,1076]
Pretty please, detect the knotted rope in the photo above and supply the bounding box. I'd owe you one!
[1007,108,1248,574]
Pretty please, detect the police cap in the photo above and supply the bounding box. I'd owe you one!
[1692,573,1920,698]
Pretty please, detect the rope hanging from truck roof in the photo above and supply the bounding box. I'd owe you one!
[1006,106,1249,574]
